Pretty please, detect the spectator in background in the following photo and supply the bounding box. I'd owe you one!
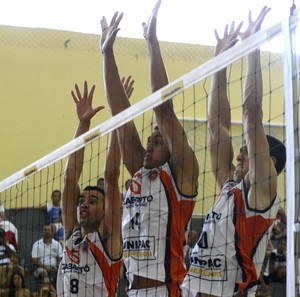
[271,206,287,247]
[122,179,131,199]
[7,270,31,297]
[6,253,26,290]
[47,190,64,245]
[265,238,286,297]
[47,190,61,225]
[0,228,15,266]
[9,254,23,271]
[0,228,16,290]
[0,204,18,251]
[31,224,62,285]
[184,229,198,270]
[97,177,105,190]
[32,276,56,297]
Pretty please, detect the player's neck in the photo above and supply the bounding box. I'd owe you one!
[81,220,104,237]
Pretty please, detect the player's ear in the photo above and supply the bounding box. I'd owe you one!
[271,156,277,166]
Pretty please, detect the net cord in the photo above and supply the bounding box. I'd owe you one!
[0,9,299,193]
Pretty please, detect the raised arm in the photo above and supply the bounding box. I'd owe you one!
[143,0,199,195]
[100,13,145,177]
[104,130,122,259]
[208,22,242,189]
[240,7,277,209]
[104,76,134,259]
[62,82,104,239]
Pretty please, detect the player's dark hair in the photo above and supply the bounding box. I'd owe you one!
[266,135,286,175]
[83,186,106,198]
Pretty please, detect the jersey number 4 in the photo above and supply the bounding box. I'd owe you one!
[197,231,208,249]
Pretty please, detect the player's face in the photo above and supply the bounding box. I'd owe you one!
[233,146,249,183]
[77,190,105,230]
[143,129,171,169]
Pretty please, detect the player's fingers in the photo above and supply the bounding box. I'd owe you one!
[100,16,108,31]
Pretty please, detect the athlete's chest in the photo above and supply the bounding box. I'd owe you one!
[62,241,102,277]
[125,169,171,207]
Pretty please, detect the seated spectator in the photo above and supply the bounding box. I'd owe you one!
[0,228,15,266]
[184,229,198,270]
[256,257,271,297]
[1,253,27,293]
[0,204,18,251]
[6,270,30,297]
[265,238,286,297]
[0,229,16,289]
[32,276,56,297]
[8,253,26,279]
[47,190,64,244]
[271,206,287,246]
[31,224,62,285]
[256,239,278,296]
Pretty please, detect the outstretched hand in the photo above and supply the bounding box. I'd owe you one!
[71,81,104,122]
[214,21,243,56]
[239,6,271,41]
[121,76,135,99]
[100,12,123,53]
[142,0,162,42]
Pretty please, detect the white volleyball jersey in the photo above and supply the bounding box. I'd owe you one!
[57,229,122,297]
[122,163,197,289]
[182,180,280,297]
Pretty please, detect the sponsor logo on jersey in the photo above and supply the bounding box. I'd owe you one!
[204,211,222,224]
[61,262,90,274]
[123,195,154,207]
[123,236,156,260]
[189,254,226,281]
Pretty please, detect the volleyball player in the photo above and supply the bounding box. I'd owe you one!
[182,7,286,297]
[57,81,123,297]
[100,0,199,295]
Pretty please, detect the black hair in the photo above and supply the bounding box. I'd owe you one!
[51,189,61,198]
[0,228,6,237]
[83,186,106,198]
[266,135,286,175]
[9,270,26,296]
[97,177,104,183]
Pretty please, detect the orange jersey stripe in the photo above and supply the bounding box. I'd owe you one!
[160,170,196,285]
[88,239,123,297]
[232,188,276,293]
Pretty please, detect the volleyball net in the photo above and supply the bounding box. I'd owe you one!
[0,8,299,296]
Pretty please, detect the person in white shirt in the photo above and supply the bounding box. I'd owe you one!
[31,224,63,283]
